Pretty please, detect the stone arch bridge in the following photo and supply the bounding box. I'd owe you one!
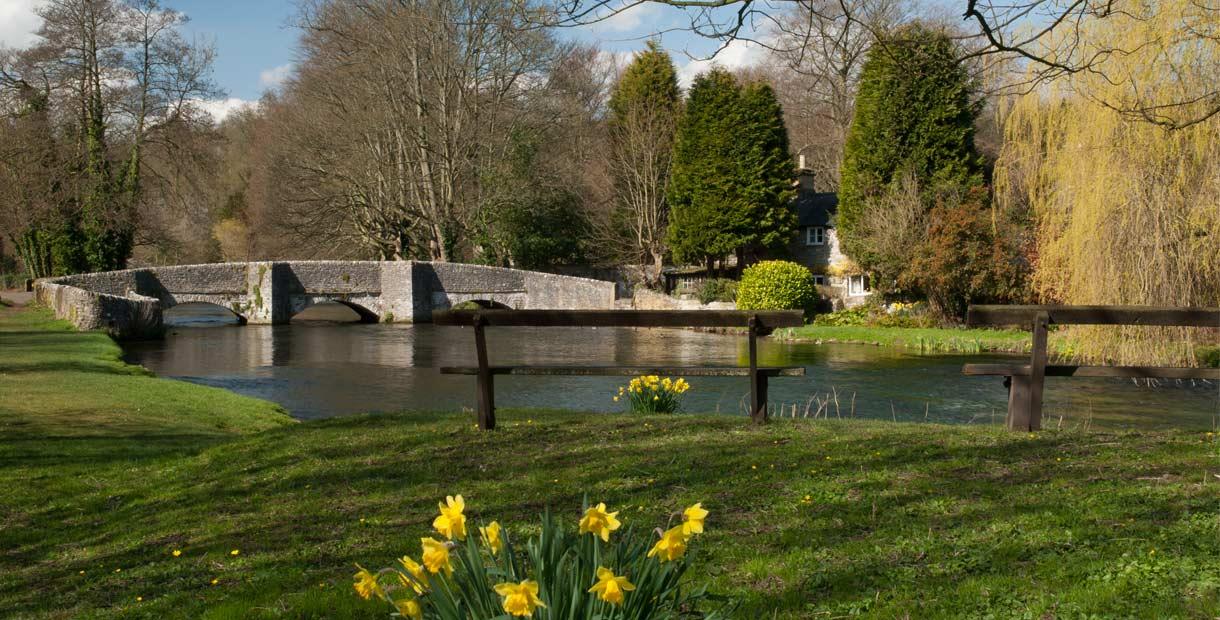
[35,261,615,339]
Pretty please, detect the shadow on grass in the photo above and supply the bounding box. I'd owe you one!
[2,412,1217,618]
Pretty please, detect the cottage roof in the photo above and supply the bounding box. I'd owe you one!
[794,187,839,227]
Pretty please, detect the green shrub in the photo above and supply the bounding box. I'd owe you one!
[696,278,737,304]
[813,306,871,326]
[736,261,816,312]
[1198,346,1220,369]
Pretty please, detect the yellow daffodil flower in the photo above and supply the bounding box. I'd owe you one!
[432,495,467,540]
[397,556,428,594]
[353,565,383,600]
[579,502,622,542]
[494,580,546,617]
[588,567,635,605]
[647,525,689,562]
[682,502,708,536]
[171,550,181,557]
[420,537,453,575]
[395,597,423,620]
[481,521,503,555]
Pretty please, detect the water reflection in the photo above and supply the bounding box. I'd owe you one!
[122,316,1219,429]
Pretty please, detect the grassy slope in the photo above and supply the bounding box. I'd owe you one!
[3,308,1220,619]
[778,325,1037,353]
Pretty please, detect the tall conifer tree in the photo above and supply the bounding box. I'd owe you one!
[667,69,795,267]
[837,23,984,269]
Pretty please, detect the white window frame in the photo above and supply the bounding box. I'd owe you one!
[805,226,825,246]
[812,274,827,286]
[848,274,870,296]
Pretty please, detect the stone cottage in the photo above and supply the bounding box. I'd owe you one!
[787,158,871,307]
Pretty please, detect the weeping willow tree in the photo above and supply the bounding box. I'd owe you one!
[996,0,1220,365]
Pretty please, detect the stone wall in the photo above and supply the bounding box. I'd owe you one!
[36,260,615,338]
[36,280,164,340]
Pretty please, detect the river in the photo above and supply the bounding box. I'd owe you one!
[119,303,1219,429]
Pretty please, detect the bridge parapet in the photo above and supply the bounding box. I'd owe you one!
[36,261,615,339]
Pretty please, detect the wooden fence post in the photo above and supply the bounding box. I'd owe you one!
[1024,310,1049,431]
[748,315,767,424]
[473,314,496,430]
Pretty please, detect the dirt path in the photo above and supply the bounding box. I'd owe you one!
[0,290,33,307]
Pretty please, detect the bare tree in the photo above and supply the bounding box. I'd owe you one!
[267,0,563,262]
[600,101,677,283]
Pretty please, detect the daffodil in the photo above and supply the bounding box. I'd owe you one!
[395,597,423,620]
[682,502,708,536]
[579,502,622,542]
[481,521,503,555]
[588,567,635,605]
[647,525,689,562]
[353,564,383,600]
[433,495,467,540]
[420,537,453,575]
[397,556,428,594]
[171,550,181,557]
[494,580,546,617]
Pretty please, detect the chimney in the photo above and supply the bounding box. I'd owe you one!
[796,154,815,190]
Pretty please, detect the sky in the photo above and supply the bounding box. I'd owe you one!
[0,0,772,121]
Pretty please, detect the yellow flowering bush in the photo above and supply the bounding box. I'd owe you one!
[614,375,690,414]
[353,496,727,619]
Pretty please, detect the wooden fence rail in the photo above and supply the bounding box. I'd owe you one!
[433,309,806,429]
[964,304,1219,431]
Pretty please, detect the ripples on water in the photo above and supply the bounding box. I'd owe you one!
[122,303,1219,429]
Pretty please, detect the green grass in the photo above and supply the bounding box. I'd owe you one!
[778,324,1038,353]
[3,307,1220,618]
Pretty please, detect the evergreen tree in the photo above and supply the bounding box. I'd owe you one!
[666,68,743,266]
[837,23,984,270]
[667,69,795,267]
[608,40,680,121]
[734,82,796,259]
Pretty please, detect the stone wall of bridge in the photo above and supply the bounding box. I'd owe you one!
[35,261,615,339]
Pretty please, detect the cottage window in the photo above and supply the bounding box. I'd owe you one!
[805,226,825,246]
[848,274,870,296]
[812,274,827,286]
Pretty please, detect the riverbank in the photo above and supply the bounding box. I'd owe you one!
[3,306,1219,618]
[776,324,1036,353]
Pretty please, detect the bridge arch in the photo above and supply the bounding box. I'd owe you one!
[290,299,379,323]
[164,301,247,326]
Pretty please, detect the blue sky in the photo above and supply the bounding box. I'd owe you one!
[0,0,770,118]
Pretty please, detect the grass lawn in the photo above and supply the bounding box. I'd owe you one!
[3,306,1220,619]
[777,325,1039,353]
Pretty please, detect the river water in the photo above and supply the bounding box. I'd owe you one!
[120,303,1219,429]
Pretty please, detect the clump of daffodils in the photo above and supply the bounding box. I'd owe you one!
[354,496,725,619]
[614,375,690,414]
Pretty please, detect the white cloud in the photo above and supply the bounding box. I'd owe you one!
[676,39,768,87]
[196,98,257,123]
[0,0,44,49]
[586,3,664,35]
[259,63,293,89]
